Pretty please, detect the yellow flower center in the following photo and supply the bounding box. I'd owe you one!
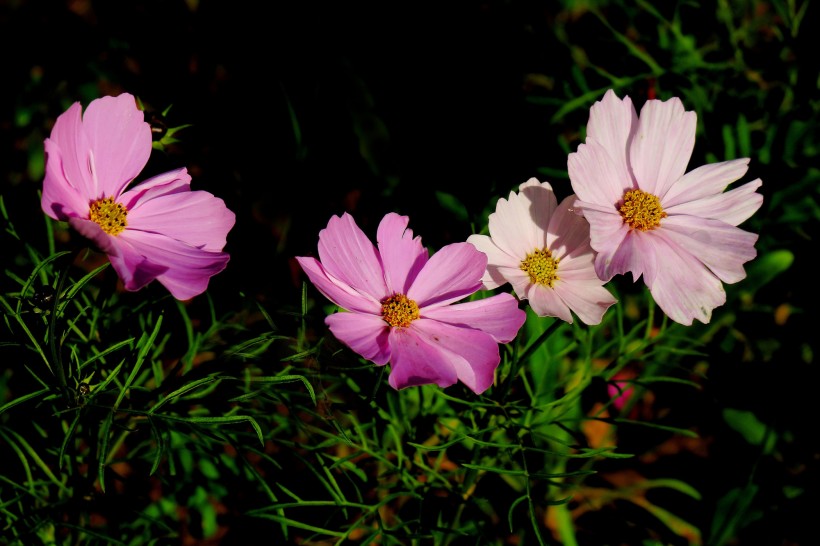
[520,248,560,287]
[381,294,420,328]
[619,189,666,231]
[89,197,128,236]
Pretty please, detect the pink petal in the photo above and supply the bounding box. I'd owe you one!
[666,178,763,227]
[126,180,235,252]
[641,234,726,325]
[295,257,381,314]
[81,93,152,198]
[466,234,521,289]
[555,252,601,280]
[506,267,536,301]
[325,312,391,365]
[585,90,638,177]
[547,194,593,260]
[408,319,503,394]
[120,168,192,208]
[630,98,696,197]
[568,139,633,207]
[68,217,119,255]
[408,242,485,308]
[421,292,525,344]
[107,244,170,293]
[594,228,655,283]
[115,229,229,299]
[44,102,97,200]
[41,139,91,220]
[552,279,617,325]
[317,213,388,302]
[387,327,458,390]
[661,158,750,207]
[376,213,427,295]
[659,217,758,284]
[574,204,630,281]
[525,283,573,323]
[487,182,544,260]
[502,178,556,252]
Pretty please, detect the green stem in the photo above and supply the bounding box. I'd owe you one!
[49,254,73,400]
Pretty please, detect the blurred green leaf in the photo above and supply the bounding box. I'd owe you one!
[739,249,793,295]
[722,408,777,453]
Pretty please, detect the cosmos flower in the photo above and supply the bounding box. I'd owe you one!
[567,90,763,325]
[295,212,526,393]
[467,179,616,325]
[41,93,235,300]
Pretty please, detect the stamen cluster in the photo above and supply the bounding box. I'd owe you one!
[520,248,560,287]
[381,294,420,328]
[619,189,666,231]
[89,197,128,236]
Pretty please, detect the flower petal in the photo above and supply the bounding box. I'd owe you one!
[547,194,593,260]
[43,102,97,202]
[408,242,485,308]
[466,234,521,289]
[68,217,119,255]
[630,97,696,197]
[377,213,427,295]
[422,292,525,344]
[585,90,638,177]
[666,178,763,227]
[81,93,152,198]
[126,171,235,252]
[408,319,503,394]
[325,312,391,365]
[641,234,726,325]
[552,279,617,325]
[317,213,388,301]
[662,158,750,207]
[487,179,547,259]
[42,139,92,220]
[568,139,633,207]
[120,168,192,207]
[115,229,230,299]
[387,327,458,390]
[525,283,574,322]
[295,257,381,314]
[593,228,654,283]
[659,217,758,284]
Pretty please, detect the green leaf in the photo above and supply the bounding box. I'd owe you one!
[740,249,793,295]
[722,408,777,453]
[435,191,468,223]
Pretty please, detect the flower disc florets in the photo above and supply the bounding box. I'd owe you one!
[89,197,128,235]
[381,294,420,328]
[520,248,559,287]
[619,189,666,231]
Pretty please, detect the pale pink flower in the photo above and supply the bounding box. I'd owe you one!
[41,93,235,300]
[467,178,617,325]
[567,90,763,325]
[296,212,526,393]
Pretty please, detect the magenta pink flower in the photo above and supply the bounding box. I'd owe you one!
[567,90,763,325]
[467,178,616,325]
[296,212,526,393]
[41,93,235,300]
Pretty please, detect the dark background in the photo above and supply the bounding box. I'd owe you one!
[2,1,818,543]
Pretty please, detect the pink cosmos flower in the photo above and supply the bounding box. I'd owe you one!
[466,178,617,325]
[41,93,235,300]
[295,212,526,393]
[567,90,763,325]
